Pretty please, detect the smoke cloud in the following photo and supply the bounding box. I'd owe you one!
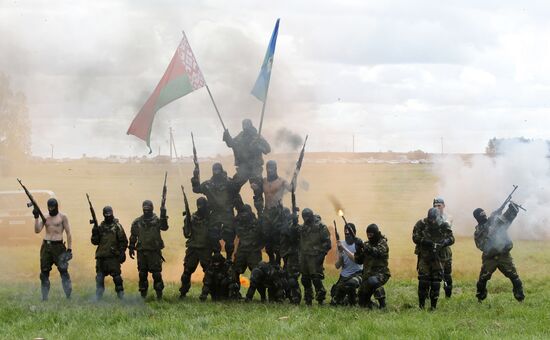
[274,128,304,151]
[434,139,550,240]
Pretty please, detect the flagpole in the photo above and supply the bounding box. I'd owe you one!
[258,81,271,136]
[205,85,226,131]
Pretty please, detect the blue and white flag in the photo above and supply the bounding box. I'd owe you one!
[251,18,280,102]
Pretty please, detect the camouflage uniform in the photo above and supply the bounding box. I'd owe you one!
[296,215,331,305]
[192,171,241,259]
[331,240,363,306]
[280,210,301,304]
[441,230,453,298]
[474,204,524,302]
[245,262,285,302]
[129,213,169,298]
[355,236,390,308]
[179,211,218,298]
[223,126,271,214]
[200,253,239,301]
[233,206,263,287]
[91,218,128,299]
[412,218,454,309]
[39,240,72,300]
[261,203,284,264]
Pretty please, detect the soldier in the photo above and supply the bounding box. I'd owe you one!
[245,261,285,303]
[256,160,292,265]
[192,162,242,260]
[199,253,238,301]
[412,208,454,310]
[473,203,524,302]
[280,207,301,304]
[295,208,331,305]
[433,197,453,298]
[90,206,128,300]
[33,198,72,301]
[355,224,390,309]
[128,200,169,300]
[179,197,218,299]
[223,119,271,215]
[330,223,363,306]
[233,204,263,294]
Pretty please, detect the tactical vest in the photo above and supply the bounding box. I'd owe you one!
[299,218,329,255]
[415,219,452,259]
[95,220,123,258]
[187,214,211,249]
[362,238,390,277]
[235,213,261,251]
[134,216,164,250]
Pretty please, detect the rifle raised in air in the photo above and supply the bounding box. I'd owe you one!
[160,171,168,219]
[86,193,99,229]
[17,178,47,225]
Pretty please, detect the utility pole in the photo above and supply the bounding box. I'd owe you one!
[352,134,355,153]
[169,127,173,159]
[50,144,54,159]
[440,137,444,154]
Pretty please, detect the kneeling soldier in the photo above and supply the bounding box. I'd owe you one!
[331,223,363,306]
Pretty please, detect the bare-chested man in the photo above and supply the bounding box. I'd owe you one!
[34,198,72,301]
[255,160,292,265]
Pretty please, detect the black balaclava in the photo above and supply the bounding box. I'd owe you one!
[197,197,209,216]
[266,160,278,181]
[344,223,356,245]
[47,198,59,217]
[473,208,488,225]
[242,119,257,135]
[212,162,225,181]
[142,200,154,219]
[103,206,114,223]
[302,208,314,224]
[366,223,381,243]
[427,207,440,227]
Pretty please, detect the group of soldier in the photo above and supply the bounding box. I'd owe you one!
[27,119,526,310]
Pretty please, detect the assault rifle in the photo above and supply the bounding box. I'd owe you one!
[495,185,526,214]
[17,178,47,225]
[181,185,192,238]
[86,193,99,229]
[160,171,168,219]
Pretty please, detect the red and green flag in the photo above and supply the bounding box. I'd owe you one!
[127,31,205,152]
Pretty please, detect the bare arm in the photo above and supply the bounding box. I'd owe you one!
[34,218,44,234]
[63,214,72,249]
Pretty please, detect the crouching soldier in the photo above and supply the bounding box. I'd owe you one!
[296,208,331,305]
[331,223,363,306]
[355,224,390,309]
[245,261,285,302]
[91,206,128,300]
[473,202,524,302]
[129,200,169,300]
[412,208,454,310]
[199,253,238,301]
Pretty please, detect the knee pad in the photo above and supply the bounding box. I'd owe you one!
[366,276,381,289]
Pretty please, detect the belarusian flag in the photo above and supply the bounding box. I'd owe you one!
[127,31,205,152]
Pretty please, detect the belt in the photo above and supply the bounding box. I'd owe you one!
[43,240,63,245]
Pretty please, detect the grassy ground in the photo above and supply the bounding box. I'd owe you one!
[0,159,549,338]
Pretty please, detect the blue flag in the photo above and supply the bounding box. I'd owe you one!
[251,18,280,102]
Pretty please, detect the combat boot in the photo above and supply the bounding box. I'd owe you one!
[430,297,438,310]
[476,280,488,302]
[155,290,163,300]
[116,290,124,299]
[511,278,525,302]
[377,297,386,309]
[444,284,452,298]
[418,297,426,309]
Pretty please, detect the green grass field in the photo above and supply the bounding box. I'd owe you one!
[0,158,549,339]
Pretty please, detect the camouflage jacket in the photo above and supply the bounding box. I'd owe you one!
[296,215,332,256]
[412,218,454,260]
[355,236,390,278]
[202,261,236,299]
[280,216,300,257]
[129,214,168,251]
[224,130,271,167]
[234,210,262,252]
[475,204,518,257]
[191,172,241,219]
[91,219,128,259]
[184,211,216,249]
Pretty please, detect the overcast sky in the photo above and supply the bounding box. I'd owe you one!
[1,0,550,158]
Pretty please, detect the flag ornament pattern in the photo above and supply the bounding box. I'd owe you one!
[127,32,205,151]
[251,18,280,102]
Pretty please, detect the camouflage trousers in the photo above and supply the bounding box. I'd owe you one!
[262,205,284,265]
[180,247,213,296]
[479,252,519,282]
[283,252,301,304]
[234,248,262,275]
[233,164,264,214]
[358,272,389,307]
[212,212,236,259]
[300,253,326,304]
[137,250,164,296]
[331,271,362,306]
[95,257,123,297]
[39,240,71,300]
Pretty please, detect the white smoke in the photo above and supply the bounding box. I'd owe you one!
[434,139,550,240]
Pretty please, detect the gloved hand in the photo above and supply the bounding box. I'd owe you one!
[292,214,299,226]
[66,248,73,261]
[160,207,167,219]
[223,129,231,142]
[32,208,40,219]
[193,166,200,178]
[119,251,126,264]
[421,239,434,247]
[355,239,364,250]
[129,248,135,259]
